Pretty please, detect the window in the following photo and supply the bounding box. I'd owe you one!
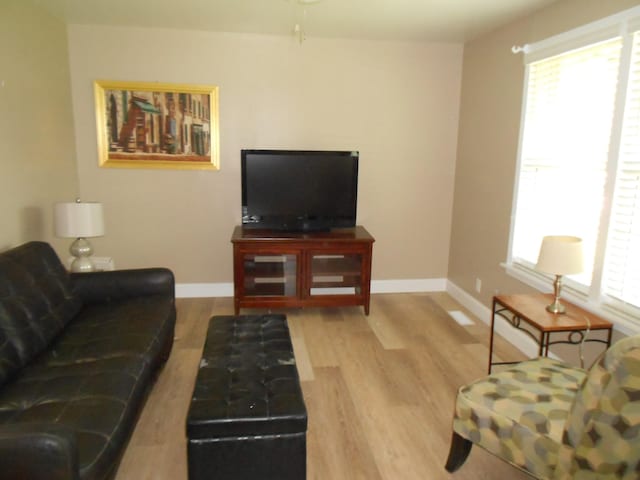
[509,7,640,331]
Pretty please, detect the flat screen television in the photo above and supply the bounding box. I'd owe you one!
[241,149,359,232]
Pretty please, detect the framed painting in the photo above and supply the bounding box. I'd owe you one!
[94,80,220,170]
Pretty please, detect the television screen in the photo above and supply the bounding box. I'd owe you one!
[241,149,359,231]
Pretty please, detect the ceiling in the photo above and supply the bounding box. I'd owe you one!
[34,0,560,43]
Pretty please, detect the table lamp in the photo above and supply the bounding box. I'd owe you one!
[54,200,105,272]
[535,235,583,314]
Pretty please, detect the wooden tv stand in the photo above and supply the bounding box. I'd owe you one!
[231,225,374,315]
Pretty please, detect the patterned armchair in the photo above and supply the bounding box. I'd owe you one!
[445,335,640,479]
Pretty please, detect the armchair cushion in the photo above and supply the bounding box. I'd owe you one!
[453,357,586,478]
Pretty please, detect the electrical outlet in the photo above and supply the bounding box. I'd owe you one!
[475,278,482,293]
[92,256,115,271]
[67,256,114,271]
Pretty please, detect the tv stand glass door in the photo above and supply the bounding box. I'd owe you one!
[242,253,298,298]
[309,253,364,296]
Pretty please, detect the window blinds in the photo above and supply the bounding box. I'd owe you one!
[602,31,640,312]
[511,38,623,289]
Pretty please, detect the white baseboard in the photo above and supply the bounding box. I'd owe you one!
[446,280,542,359]
[175,278,447,298]
[445,281,493,324]
[371,278,447,293]
[175,283,233,298]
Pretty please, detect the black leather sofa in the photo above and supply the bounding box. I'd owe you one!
[0,241,176,480]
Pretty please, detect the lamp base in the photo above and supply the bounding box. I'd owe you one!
[545,301,567,314]
[69,237,95,273]
[546,274,567,314]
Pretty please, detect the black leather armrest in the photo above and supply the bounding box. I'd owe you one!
[70,267,175,303]
[0,424,79,480]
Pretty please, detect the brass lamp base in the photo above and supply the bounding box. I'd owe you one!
[546,274,567,315]
[545,301,566,314]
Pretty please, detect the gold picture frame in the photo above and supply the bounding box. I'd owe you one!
[94,80,220,170]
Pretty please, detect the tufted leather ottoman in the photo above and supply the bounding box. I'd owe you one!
[186,314,307,480]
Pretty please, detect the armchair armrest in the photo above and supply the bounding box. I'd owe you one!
[0,424,79,480]
[70,268,175,304]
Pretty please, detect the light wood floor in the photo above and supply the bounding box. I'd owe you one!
[115,293,531,479]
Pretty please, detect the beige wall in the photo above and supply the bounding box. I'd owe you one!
[66,26,463,284]
[449,0,640,310]
[0,1,78,254]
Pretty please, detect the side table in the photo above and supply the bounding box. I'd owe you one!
[489,294,613,373]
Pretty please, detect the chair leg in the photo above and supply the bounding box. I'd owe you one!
[444,431,472,473]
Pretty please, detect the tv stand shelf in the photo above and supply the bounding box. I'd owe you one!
[231,226,375,314]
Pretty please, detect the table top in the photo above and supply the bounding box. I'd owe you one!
[231,225,374,242]
[494,294,613,332]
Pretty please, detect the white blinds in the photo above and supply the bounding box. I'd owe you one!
[602,32,640,312]
[512,38,623,288]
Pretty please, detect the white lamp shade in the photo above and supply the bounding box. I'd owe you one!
[54,202,105,238]
[536,235,583,275]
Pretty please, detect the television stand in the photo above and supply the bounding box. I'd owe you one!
[231,225,375,315]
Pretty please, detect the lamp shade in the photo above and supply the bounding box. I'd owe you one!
[536,235,583,275]
[54,202,105,238]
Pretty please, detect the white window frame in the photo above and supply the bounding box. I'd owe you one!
[506,5,640,336]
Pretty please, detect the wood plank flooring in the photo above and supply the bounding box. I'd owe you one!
[115,292,531,479]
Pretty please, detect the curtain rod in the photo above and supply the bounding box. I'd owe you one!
[511,45,530,54]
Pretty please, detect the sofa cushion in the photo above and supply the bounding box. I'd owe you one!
[45,295,175,368]
[0,242,81,387]
[0,355,150,479]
